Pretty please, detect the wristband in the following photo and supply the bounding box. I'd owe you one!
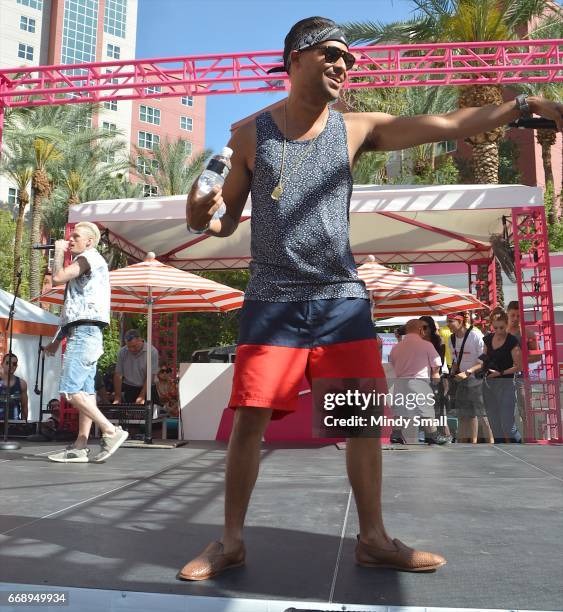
[515,94,531,119]
[187,220,210,235]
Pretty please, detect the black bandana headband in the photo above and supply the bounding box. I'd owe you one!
[267,25,349,74]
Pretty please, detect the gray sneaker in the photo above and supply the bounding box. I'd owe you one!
[91,426,129,463]
[48,446,90,463]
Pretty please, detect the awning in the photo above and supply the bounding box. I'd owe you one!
[68,184,543,270]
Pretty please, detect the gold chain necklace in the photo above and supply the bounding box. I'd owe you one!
[271,105,329,201]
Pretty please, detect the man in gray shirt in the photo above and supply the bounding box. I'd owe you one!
[113,329,159,405]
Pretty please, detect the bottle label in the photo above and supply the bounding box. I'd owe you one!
[207,158,229,178]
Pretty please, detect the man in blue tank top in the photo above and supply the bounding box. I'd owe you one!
[181,16,563,580]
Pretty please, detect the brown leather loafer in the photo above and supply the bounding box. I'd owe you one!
[355,536,446,572]
[177,541,245,581]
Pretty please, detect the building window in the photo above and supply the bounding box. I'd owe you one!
[139,105,161,125]
[143,184,158,197]
[20,16,36,33]
[180,116,193,132]
[8,188,19,206]
[18,43,34,60]
[104,0,127,38]
[102,121,117,133]
[436,140,457,156]
[183,140,192,156]
[61,0,99,66]
[103,100,117,110]
[137,157,159,176]
[105,150,115,163]
[181,96,193,107]
[138,131,160,151]
[145,85,161,99]
[106,43,120,59]
[17,0,43,10]
[104,69,119,85]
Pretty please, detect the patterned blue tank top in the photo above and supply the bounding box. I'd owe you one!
[245,108,368,302]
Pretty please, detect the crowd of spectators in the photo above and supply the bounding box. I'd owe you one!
[387,302,530,445]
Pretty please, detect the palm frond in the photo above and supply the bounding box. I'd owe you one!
[490,233,516,282]
[412,0,458,19]
[502,0,551,31]
[135,138,211,196]
[526,12,563,40]
[342,15,437,44]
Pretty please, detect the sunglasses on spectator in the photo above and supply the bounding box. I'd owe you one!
[303,45,356,70]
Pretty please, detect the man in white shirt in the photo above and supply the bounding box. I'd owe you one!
[45,222,128,463]
[446,313,493,444]
[389,319,447,444]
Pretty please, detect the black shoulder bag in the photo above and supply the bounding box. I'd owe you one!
[448,326,473,411]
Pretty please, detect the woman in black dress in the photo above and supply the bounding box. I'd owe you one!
[480,311,522,442]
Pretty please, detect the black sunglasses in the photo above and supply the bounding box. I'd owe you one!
[303,45,356,70]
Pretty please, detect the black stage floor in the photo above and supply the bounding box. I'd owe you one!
[0,440,562,612]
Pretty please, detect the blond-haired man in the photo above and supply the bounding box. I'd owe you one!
[45,222,128,463]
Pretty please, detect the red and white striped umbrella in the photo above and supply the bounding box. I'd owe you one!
[40,253,244,403]
[40,253,244,313]
[357,260,487,318]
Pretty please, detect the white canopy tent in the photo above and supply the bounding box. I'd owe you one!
[0,289,62,422]
[67,184,543,270]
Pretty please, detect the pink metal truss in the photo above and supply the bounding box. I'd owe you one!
[0,39,561,111]
[166,249,492,271]
[511,207,562,443]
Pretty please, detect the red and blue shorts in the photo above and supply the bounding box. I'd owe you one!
[229,297,386,419]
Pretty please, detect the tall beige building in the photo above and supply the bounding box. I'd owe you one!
[0,0,137,205]
[0,0,206,205]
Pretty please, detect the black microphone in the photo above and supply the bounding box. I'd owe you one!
[31,243,55,250]
[509,118,558,130]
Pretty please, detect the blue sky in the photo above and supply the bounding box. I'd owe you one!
[136,0,414,152]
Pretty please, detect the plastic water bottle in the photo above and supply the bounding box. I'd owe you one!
[197,146,233,219]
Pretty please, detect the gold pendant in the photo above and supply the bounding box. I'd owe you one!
[271,184,283,201]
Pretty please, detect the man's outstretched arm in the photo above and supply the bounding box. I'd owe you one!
[350,96,562,153]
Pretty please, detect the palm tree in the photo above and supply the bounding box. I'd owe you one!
[342,0,552,184]
[42,132,130,240]
[0,140,33,290]
[28,138,62,297]
[99,175,144,200]
[134,137,211,196]
[5,104,96,296]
